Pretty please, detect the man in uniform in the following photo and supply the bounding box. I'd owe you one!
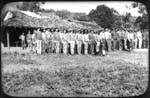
[45,29,50,53]
[104,28,112,52]
[26,31,32,50]
[127,30,134,52]
[99,29,106,56]
[133,30,138,49]
[137,30,142,49]
[61,30,68,54]
[41,29,47,54]
[53,29,61,53]
[123,29,129,50]
[82,30,89,54]
[69,30,76,55]
[31,30,37,53]
[76,30,83,54]
[117,29,124,50]
[94,31,100,54]
[111,29,118,51]
[88,30,95,55]
[48,29,54,53]
[19,33,26,50]
[35,28,42,54]
[142,30,147,48]
[145,30,149,48]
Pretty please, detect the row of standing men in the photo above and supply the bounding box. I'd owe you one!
[19,28,149,56]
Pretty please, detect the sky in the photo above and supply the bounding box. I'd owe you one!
[40,1,142,17]
[3,1,143,17]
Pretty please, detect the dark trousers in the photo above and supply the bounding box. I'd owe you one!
[112,39,117,51]
[142,39,147,48]
[147,39,149,48]
[106,39,112,51]
[100,39,106,55]
[21,40,26,50]
[48,40,53,53]
[91,41,96,55]
[119,38,123,50]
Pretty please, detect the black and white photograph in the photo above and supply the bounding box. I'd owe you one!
[1,1,149,97]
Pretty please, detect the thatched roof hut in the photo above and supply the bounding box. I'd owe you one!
[2,11,102,30]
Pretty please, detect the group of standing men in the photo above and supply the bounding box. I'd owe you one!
[19,28,149,56]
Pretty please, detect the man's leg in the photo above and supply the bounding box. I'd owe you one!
[139,38,142,49]
[96,41,100,53]
[107,39,112,51]
[84,42,88,54]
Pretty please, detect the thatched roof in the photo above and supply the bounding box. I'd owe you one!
[2,11,101,30]
[73,20,102,30]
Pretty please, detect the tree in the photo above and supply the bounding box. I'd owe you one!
[55,10,71,19]
[16,2,45,12]
[73,13,91,21]
[88,5,115,29]
[123,12,131,23]
[132,2,147,15]
[132,2,148,30]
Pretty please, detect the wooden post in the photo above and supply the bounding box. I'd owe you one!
[7,32,10,49]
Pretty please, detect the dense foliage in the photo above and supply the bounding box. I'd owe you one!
[88,5,115,29]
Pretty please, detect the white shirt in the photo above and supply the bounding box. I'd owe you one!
[100,32,105,39]
[42,32,46,40]
[127,33,134,40]
[137,31,142,39]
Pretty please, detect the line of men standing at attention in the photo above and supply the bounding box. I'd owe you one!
[19,28,149,56]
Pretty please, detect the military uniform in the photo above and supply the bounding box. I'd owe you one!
[133,31,138,49]
[117,30,123,50]
[41,32,46,53]
[53,30,61,53]
[104,30,112,51]
[26,32,32,50]
[48,31,54,53]
[31,32,36,52]
[88,32,96,55]
[67,32,75,54]
[94,33,100,53]
[127,32,134,51]
[35,29,42,54]
[45,30,51,53]
[142,31,147,48]
[82,33,89,54]
[61,31,68,54]
[137,31,142,49]
[100,31,106,56]
[19,33,26,50]
[76,33,82,54]
[123,30,128,50]
[111,30,118,51]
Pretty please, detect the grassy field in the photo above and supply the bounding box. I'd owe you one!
[1,48,149,97]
